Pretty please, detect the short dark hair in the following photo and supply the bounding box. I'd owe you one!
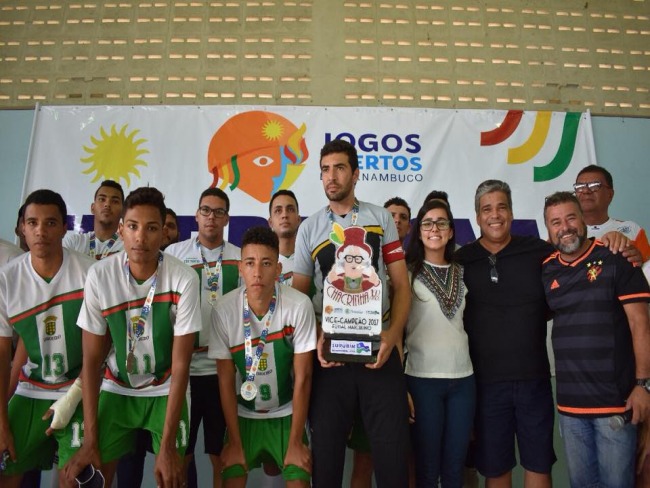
[94,180,125,202]
[269,189,299,215]
[199,188,230,212]
[241,226,279,256]
[165,208,177,222]
[576,165,613,188]
[543,191,581,220]
[383,197,411,219]
[123,187,166,223]
[24,189,67,223]
[423,190,450,206]
[16,203,26,227]
[320,139,359,172]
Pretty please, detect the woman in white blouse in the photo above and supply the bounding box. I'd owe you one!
[404,198,475,488]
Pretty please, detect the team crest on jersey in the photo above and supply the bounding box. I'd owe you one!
[130,316,144,337]
[43,315,57,336]
[586,260,603,282]
[258,353,269,372]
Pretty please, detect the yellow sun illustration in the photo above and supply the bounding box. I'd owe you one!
[81,124,149,186]
[262,120,284,141]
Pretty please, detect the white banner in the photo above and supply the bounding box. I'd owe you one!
[25,105,596,245]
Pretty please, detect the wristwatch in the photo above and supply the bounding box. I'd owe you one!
[636,378,650,393]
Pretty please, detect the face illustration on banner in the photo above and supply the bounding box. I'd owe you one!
[207,111,309,203]
[81,124,149,186]
[326,224,380,294]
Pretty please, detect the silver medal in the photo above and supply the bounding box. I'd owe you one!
[240,380,257,401]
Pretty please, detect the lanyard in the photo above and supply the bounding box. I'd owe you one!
[124,252,163,374]
[327,199,359,227]
[196,238,224,304]
[89,232,118,259]
[240,288,277,400]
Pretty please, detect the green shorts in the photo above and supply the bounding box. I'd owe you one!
[97,391,189,463]
[3,394,83,475]
[222,415,310,482]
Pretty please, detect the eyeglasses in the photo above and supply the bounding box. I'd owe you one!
[573,181,608,194]
[344,255,364,264]
[488,254,498,284]
[198,206,227,218]
[420,219,451,231]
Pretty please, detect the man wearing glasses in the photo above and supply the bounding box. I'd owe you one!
[574,165,650,263]
[165,187,241,488]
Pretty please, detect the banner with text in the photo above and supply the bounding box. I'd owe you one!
[24,106,596,245]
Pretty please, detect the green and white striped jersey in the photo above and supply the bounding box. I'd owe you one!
[208,284,316,419]
[165,238,241,375]
[77,251,202,397]
[0,249,94,400]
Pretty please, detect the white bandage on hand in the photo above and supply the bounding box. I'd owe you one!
[49,378,82,430]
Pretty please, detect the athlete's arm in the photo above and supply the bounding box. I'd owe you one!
[216,358,247,470]
[292,272,311,295]
[284,350,313,473]
[0,336,16,462]
[154,332,194,488]
[62,330,107,484]
[368,258,411,370]
[7,336,26,400]
[624,301,650,424]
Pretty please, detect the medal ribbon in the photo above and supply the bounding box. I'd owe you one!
[89,232,119,259]
[196,238,224,304]
[242,288,277,385]
[125,252,163,370]
[327,199,359,227]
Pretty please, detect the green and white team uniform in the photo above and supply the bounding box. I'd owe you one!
[77,251,201,462]
[208,283,317,418]
[0,249,94,474]
[278,253,294,286]
[165,238,241,375]
[208,283,316,480]
[63,231,124,260]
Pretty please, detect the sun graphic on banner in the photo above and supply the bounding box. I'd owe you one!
[81,124,149,186]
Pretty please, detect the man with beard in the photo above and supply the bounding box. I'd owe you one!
[162,208,180,250]
[542,191,650,488]
[63,180,125,260]
[293,139,411,487]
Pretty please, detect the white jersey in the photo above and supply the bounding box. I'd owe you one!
[63,232,124,260]
[208,284,317,419]
[0,238,23,265]
[587,217,650,262]
[278,253,295,286]
[165,238,241,375]
[77,251,202,397]
[0,249,94,400]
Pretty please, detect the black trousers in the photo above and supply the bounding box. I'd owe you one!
[309,348,409,488]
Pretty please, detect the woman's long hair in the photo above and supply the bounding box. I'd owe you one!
[405,199,456,295]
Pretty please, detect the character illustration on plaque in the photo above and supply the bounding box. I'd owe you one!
[322,224,382,363]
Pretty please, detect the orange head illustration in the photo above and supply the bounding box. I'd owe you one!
[207,111,309,203]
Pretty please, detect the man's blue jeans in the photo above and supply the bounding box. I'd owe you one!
[559,413,637,488]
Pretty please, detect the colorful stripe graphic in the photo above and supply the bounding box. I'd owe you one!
[480,110,581,182]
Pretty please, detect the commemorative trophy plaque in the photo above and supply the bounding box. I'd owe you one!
[321,225,383,363]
